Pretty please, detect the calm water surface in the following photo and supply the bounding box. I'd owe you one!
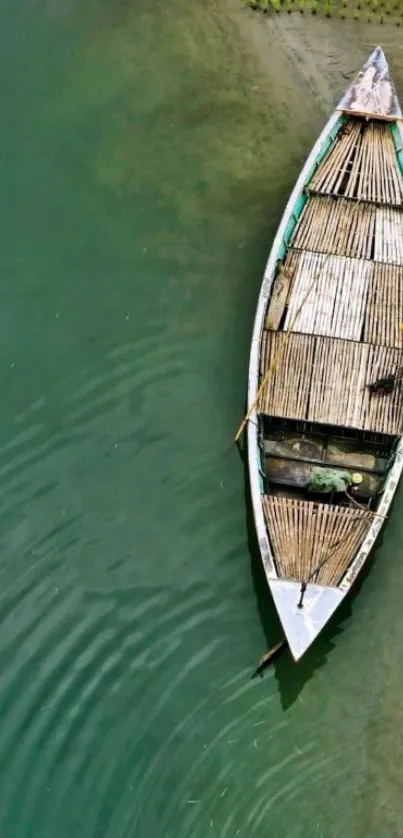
[1,0,403,835]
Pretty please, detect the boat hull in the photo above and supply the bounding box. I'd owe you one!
[246,48,403,661]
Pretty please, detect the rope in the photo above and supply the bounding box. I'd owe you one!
[344,490,387,520]
[297,535,344,608]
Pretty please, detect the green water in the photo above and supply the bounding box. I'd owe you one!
[1,0,403,835]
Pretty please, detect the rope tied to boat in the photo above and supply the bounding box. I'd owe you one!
[296,494,386,609]
[297,536,344,608]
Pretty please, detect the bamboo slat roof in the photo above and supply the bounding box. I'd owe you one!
[364,262,403,348]
[281,251,370,340]
[266,253,403,347]
[260,331,403,435]
[291,197,403,266]
[263,497,372,586]
[310,120,403,204]
[293,197,375,259]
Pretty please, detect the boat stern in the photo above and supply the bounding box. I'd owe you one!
[269,579,344,661]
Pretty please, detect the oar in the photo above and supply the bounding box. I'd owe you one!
[251,639,287,678]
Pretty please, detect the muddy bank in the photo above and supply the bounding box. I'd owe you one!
[228,3,403,116]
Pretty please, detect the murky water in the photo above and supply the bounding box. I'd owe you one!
[1,0,403,835]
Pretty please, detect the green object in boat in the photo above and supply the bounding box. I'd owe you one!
[308,468,353,494]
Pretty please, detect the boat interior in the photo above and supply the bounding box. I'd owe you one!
[261,417,395,509]
[256,112,403,587]
[258,417,397,586]
[246,49,403,656]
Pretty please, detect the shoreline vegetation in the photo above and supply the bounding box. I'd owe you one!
[245,0,403,24]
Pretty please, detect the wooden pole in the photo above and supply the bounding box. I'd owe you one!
[234,254,330,442]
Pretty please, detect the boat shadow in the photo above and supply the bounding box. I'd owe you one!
[238,438,380,710]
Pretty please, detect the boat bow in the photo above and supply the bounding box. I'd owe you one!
[338,46,402,120]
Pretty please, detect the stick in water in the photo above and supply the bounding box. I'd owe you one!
[251,639,287,678]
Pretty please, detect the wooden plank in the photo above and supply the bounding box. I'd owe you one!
[259,332,314,419]
[260,332,403,435]
[265,256,298,330]
[364,262,403,347]
[363,344,403,433]
[337,49,402,120]
[284,251,371,340]
[264,497,372,586]
[375,206,403,265]
[337,109,403,123]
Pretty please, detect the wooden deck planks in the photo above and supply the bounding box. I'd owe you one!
[374,206,403,265]
[259,332,314,419]
[337,48,402,122]
[282,251,371,340]
[289,198,403,272]
[263,497,372,585]
[265,252,300,330]
[310,120,403,204]
[311,338,369,428]
[365,344,403,432]
[310,122,361,196]
[364,263,403,348]
[292,197,375,259]
[260,331,403,434]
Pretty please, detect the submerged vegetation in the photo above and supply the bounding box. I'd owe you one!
[246,0,403,22]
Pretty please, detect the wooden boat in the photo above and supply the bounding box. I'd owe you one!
[246,47,403,661]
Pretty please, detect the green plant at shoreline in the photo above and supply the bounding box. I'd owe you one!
[245,0,403,20]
